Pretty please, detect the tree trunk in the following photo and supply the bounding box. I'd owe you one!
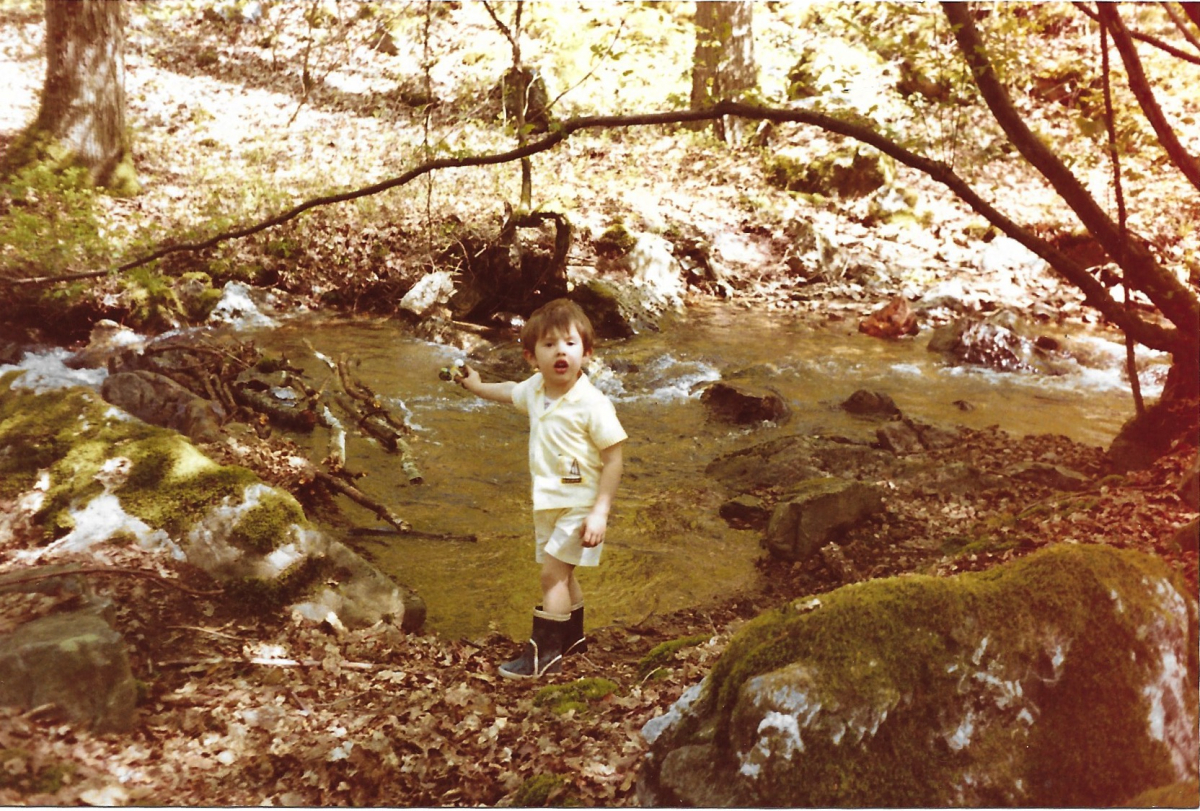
[30,0,136,192]
[690,1,755,143]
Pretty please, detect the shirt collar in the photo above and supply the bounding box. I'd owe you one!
[536,372,591,412]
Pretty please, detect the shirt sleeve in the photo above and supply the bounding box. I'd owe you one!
[511,373,538,415]
[589,394,628,451]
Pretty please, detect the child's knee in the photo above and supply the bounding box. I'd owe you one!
[540,556,573,589]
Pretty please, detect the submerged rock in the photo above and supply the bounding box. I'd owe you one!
[700,381,789,425]
[840,389,900,417]
[638,543,1199,807]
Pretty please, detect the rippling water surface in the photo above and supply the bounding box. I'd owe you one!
[251,304,1154,639]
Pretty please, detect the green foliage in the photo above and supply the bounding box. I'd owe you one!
[0,163,105,283]
[177,271,224,321]
[122,266,183,331]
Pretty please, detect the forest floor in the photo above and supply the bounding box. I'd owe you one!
[0,2,1198,806]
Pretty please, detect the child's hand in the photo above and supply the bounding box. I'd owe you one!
[581,511,607,547]
[458,363,481,391]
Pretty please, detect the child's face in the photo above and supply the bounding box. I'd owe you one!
[525,323,591,394]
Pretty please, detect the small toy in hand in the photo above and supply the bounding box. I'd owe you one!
[439,359,466,382]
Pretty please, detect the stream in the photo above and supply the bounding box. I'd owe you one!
[247,303,1160,641]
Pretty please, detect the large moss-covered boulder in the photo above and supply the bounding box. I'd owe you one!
[0,372,423,630]
[638,544,1198,807]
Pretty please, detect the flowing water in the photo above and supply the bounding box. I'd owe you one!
[249,304,1159,641]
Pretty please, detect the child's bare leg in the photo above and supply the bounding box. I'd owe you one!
[540,555,576,615]
[567,572,583,607]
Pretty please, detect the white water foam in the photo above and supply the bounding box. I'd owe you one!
[0,348,108,393]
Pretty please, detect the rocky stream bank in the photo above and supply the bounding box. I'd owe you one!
[0,264,1197,805]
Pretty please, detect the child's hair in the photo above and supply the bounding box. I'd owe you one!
[520,298,596,354]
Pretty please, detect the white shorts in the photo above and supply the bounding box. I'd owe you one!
[534,506,603,567]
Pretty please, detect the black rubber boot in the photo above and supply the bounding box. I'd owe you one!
[563,602,587,656]
[499,609,569,679]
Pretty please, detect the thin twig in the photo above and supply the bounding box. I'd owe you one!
[0,566,222,597]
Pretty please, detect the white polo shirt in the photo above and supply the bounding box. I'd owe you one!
[511,372,627,510]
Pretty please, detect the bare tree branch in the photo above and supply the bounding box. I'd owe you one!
[1162,2,1200,51]
[942,2,1198,348]
[1095,3,1200,191]
[1073,1,1200,64]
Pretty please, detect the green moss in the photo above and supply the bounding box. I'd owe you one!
[225,556,325,613]
[177,272,223,321]
[0,748,76,795]
[105,151,141,197]
[229,492,306,554]
[533,677,618,715]
[123,267,183,331]
[513,773,568,806]
[693,544,1194,807]
[594,222,637,257]
[638,634,709,680]
[0,383,294,551]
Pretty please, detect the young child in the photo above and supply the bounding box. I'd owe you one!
[456,299,626,679]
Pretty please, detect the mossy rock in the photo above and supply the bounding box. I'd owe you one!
[641,543,1198,807]
[594,222,637,257]
[0,375,313,596]
[764,146,893,199]
[533,677,618,715]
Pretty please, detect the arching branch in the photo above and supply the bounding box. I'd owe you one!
[9,100,1194,360]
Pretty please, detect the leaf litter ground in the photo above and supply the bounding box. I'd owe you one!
[0,3,1197,806]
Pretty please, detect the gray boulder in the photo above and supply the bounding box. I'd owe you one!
[638,543,1198,807]
[0,610,137,732]
[762,478,885,562]
[101,370,224,442]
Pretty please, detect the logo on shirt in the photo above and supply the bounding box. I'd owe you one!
[561,457,582,484]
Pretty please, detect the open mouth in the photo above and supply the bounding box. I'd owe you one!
[554,360,570,373]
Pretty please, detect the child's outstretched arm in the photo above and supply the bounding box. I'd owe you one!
[581,441,624,548]
[457,363,516,404]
